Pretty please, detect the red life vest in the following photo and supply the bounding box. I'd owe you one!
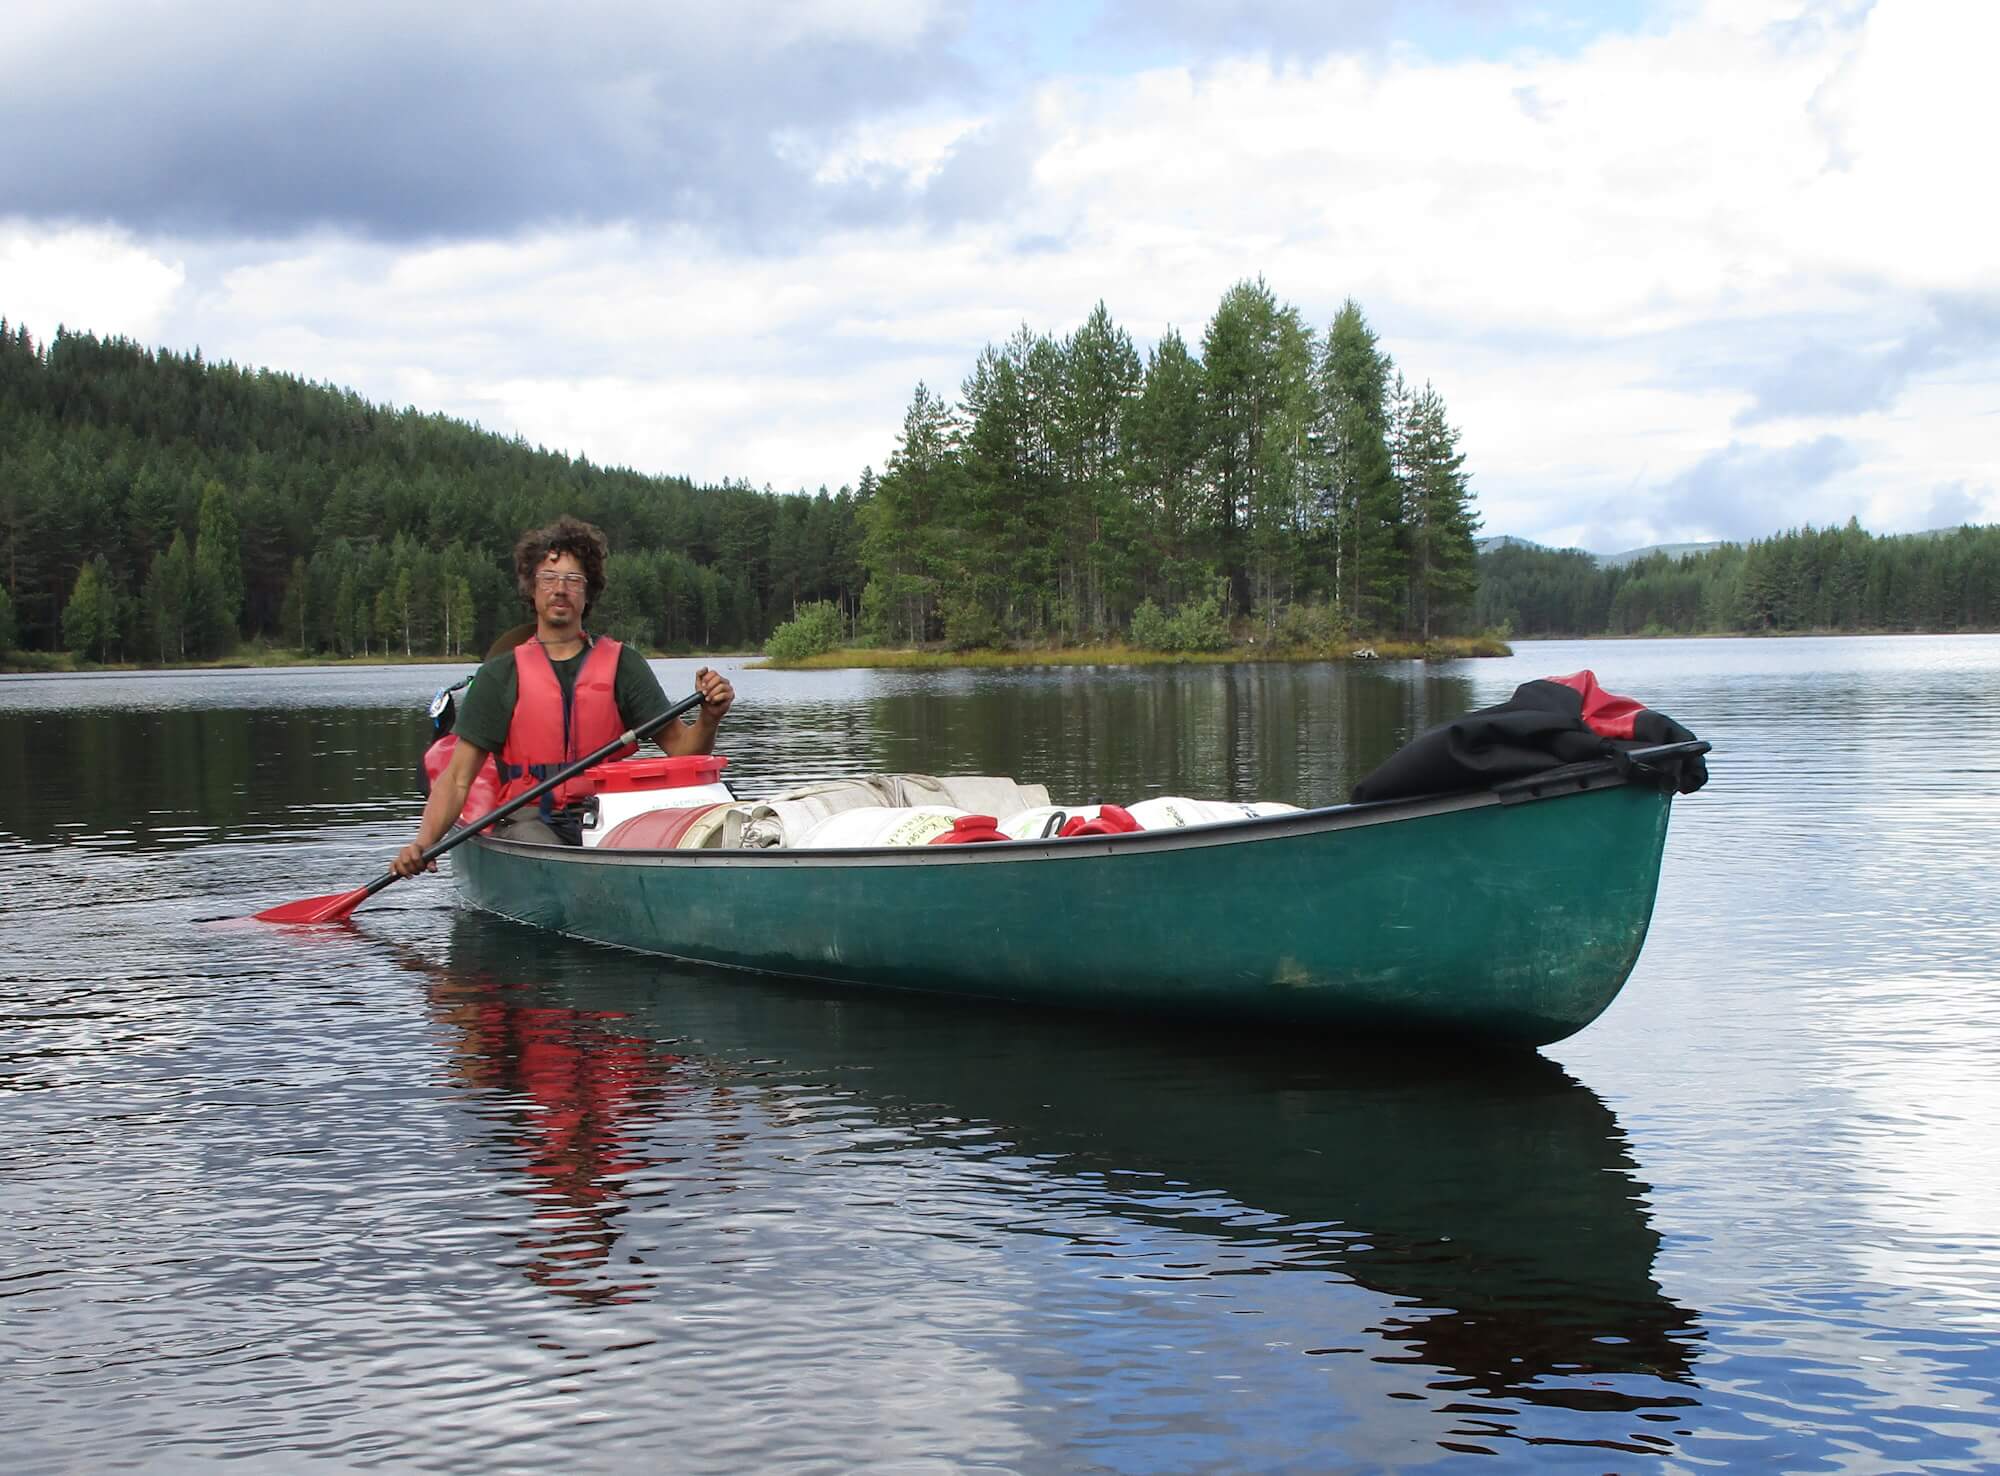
[496,637,634,817]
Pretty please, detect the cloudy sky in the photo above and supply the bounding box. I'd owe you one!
[4,0,1994,552]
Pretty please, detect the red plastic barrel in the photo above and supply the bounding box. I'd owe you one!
[599,802,730,851]
[927,814,1011,845]
[1059,803,1141,837]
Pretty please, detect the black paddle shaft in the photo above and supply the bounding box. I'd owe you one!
[357,690,707,904]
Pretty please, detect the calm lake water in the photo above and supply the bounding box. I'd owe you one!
[3,637,1997,1473]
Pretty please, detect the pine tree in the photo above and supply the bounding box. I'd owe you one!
[123,461,186,579]
[1056,303,1142,634]
[393,567,414,655]
[1316,300,1402,632]
[958,330,1060,638]
[61,557,118,661]
[1201,279,1312,619]
[447,577,476,657]
[350,578,373,657]
[193,480,243,656]
[1126,329,1210,606]
[143,531,195,662]
[860,384,958,644]
[1396,381,1481,638]
[333,570,358,657]
[278,556,310,652]
[373,586,397,655]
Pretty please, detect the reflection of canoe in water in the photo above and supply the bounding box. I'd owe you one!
[451,743,1707,1045]
[432,910,1703,1402]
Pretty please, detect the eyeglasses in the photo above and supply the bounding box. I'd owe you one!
[535,572,588,590]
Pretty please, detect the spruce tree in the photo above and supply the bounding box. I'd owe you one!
[143,532,195,662]
[1316,301,1401,632]
[860,384,957,644]
[447,577,476,657]
[193,480,244,656]
[278,556,310,652]
[1201,279,1312,619]
[1126,330,1209,606]
[1396,382,1481,638]
[62,558,118,661]
[1056,303,1141,634]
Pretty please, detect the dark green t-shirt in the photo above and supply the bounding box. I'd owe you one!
[454,639,672,757]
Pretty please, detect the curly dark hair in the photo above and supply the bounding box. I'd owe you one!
[513,515,609,618]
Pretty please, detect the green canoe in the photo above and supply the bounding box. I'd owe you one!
[449,742,1707,1045]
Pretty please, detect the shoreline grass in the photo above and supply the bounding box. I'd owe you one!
[14,624,1986,677]
[0,644,759,677]
[755,635,1514,671]
[0,649,487,676]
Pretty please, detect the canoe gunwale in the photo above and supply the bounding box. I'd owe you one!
[462,743,1705,871]
[475,788,1495,869]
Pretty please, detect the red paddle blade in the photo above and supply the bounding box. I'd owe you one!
[254,886,372,924]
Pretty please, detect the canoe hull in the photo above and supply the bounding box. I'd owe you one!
[450,773,1679,1045]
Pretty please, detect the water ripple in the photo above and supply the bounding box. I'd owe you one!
[4,641,2000,1471]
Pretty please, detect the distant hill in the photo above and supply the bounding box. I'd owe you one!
[1596,541,1725,568]
[1484,525,1993,568]
[1479,536,1728,568]
[1476,535,1570,557]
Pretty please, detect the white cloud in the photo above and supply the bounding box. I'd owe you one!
[1798,0,2000,292]
[3,1,1993,548]
[0,224,185,342]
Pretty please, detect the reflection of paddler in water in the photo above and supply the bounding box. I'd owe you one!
[383,923,705,1305]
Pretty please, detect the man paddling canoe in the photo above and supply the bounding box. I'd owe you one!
[392,515,733,874]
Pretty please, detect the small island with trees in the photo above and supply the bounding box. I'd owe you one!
[764,281,1487,667]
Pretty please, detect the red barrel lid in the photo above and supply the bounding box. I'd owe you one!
[928,814,1011,845]
[571,754,729,795]
[1059,803,1141,837]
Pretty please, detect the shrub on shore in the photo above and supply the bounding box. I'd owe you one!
[764,601,847,664]
[1128,581,1231,653]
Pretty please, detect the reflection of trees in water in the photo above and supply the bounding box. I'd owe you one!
[709,699,890,796]
[860,663,1484,808]
[0,663,1503,845]
[0,705,434,846]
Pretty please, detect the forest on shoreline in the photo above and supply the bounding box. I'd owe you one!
[1,279,1484,668]
[0,320,861,666]
[2,310,1994,674]
[1476,524,2000,638]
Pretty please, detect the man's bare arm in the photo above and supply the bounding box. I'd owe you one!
[393,737,490,876]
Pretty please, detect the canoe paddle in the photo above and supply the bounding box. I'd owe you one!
[256,690,707,925]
